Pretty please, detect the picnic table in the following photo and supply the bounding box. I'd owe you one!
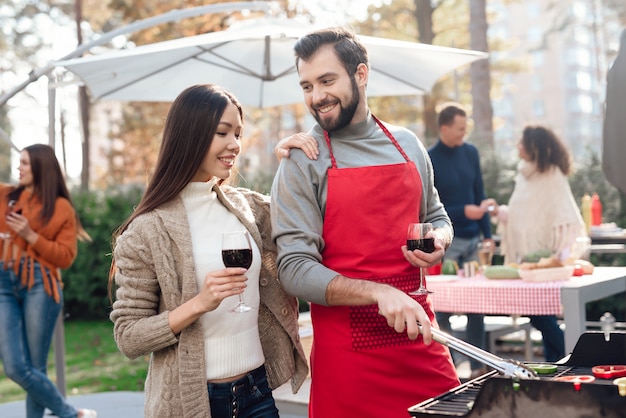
[427,266,626,353]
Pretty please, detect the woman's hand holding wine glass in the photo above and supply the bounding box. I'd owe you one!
[0,200,18,240]
[197,268,248,313]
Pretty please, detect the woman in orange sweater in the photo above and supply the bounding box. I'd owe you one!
[0,144,95,418]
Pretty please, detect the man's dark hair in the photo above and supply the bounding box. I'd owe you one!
[294,26,369,78]
[438,105,466,127]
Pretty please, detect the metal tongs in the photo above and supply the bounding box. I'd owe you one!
[419,324,539,380]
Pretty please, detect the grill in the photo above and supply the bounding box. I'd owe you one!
[408,332,626,418]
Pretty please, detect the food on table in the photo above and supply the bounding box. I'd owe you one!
[564,258,595,275]
[483,265,520,279]
[441,259,459,275]
[518,256,563,270]
[527,363,558,374]
[614,377,626,396]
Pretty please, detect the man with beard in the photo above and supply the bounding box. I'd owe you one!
[270,27,460,418]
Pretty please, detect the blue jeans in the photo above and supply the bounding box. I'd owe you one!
[0,261,78,418]
[207,365,279,418]
[529,315,565,362]
[436,236,486,371]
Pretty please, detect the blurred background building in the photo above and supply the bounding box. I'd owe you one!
[490,0,622,160]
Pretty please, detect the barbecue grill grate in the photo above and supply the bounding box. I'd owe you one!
[408,332,626,418]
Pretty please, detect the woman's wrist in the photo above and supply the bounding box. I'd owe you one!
[25,231,39,244]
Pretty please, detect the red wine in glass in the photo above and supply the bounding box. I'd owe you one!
[222,249,253,269]
[407,223,434,295]
[407,238,435,253]
[222,231,253,313]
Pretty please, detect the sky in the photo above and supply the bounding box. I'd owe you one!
[4,1,384,184]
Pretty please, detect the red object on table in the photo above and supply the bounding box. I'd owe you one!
[591,193,602,226]
[573,265,584,276]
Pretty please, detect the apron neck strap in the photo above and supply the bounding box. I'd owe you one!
[323,115,411,169]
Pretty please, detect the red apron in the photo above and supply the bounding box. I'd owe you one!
[309,117,459,418]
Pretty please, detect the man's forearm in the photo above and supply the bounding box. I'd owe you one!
[325,274,384,306]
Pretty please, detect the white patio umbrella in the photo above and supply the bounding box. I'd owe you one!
[55,17,488,108]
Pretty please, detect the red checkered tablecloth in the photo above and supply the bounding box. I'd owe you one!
[426,275,563,316]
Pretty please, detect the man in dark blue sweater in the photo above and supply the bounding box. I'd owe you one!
[428,104,497,379]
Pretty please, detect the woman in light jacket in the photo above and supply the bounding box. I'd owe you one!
[497,125,586,362]
[109,84,309,417]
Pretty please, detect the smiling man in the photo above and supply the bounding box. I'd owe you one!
[270,27,460,417]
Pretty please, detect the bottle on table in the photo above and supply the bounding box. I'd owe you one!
[591,193,602,226]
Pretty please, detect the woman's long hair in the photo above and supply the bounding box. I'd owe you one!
[108,84,243,296]
[521,125,572,175]
[8,144,90,241]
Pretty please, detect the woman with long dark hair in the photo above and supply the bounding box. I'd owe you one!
[109,84,309,417]
[0,144,94,417]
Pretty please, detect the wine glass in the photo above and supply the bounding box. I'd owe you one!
[407,223,435,295]
[221,231,253,313]
[477,241,494,271]
[0,200,16,240]
[570,236,591,260]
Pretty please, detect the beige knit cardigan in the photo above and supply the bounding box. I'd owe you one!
[111,184,308,417]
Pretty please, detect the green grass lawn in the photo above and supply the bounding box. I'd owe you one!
[0,320,148,405]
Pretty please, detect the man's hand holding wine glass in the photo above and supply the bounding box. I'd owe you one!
[401,227,446,269]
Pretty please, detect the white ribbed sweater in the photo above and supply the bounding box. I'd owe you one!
[180,181,264,380]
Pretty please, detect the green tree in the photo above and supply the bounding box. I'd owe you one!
[480,150,517,211]
[356,0,469,143]
[569,148,622,225]
[0,0,77,179]
[414,0,440,142]
[469,0,494,149]
[0,109,11,182]
[82,0,280,189]
[63,185,144,319]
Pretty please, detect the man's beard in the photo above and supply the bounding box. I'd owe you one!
[313,77,360,132]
